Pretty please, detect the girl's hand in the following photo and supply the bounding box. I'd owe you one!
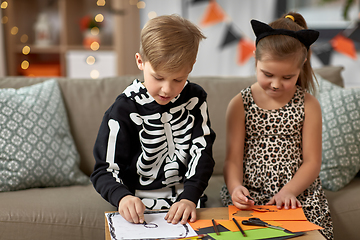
[231,185,254,209]
[266,189,302,209]
[165,199,196,225]
[118,195,146,224]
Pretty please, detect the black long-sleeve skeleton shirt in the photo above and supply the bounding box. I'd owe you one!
[91,79,215,208]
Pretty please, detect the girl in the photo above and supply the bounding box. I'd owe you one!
[220,12,333,239]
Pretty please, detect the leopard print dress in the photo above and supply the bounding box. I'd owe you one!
[220,86,333,239]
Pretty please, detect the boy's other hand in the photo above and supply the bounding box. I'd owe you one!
[165,199,196,225]
[231,185,254,209]
[118,195,146,224]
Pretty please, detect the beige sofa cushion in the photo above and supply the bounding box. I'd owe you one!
[0,184,116,240]
[189,76,256,175]
[0,66,344,178]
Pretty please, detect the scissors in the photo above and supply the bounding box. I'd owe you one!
[241,218,285,231]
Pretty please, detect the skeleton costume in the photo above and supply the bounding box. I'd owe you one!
[91,79,215,210]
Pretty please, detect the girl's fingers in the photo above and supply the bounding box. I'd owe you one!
[266,197,275,206]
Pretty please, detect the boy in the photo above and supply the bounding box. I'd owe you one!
[90,15,215,225]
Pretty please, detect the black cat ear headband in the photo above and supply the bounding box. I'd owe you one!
[251,18,319,50]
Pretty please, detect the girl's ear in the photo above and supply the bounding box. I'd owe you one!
[135,53,144,70]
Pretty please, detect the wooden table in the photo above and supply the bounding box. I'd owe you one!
[105,207,325,240]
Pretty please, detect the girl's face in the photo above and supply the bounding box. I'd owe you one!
[256,57,301,99]
[135,53,190,105]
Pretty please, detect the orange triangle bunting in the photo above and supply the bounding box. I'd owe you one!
[237,38,255,65]
[331,34,357,60]
[200,1,226,27]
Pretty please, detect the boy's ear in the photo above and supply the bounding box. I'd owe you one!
[135,53,144,70]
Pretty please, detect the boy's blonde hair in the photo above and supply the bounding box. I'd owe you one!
[255,12,316,94]
[139,14,206,73]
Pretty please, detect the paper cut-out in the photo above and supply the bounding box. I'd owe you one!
[229,205,307,221]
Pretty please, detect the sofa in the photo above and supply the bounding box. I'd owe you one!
[0,65,358,240]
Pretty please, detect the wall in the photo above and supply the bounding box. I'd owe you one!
[291,0,360,87]
[140,0,276,77]
[312,52,360,88]
[140,0,359,86]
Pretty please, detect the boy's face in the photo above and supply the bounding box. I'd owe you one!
[135,53,191,105]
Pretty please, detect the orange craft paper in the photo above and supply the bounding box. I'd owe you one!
[188,219,213,231]
[189,206,321,233]
[200,1,226,27]
[277,220,323,232]
[229,205,307,221]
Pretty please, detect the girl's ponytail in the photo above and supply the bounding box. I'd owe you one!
[286,12,308,30]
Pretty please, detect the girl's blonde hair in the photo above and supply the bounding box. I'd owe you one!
[255,12,317,93]
[139,14,206,73]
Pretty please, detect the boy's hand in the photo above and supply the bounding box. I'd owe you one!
[266,189,302,210]
[165,199,196,225]
[231,185,254,209]
[118,195,146,224]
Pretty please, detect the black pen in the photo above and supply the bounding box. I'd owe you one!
[246,195,254,201]
[211,219,220,235]
[232,217,246,237]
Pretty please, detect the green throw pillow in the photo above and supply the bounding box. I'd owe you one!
[316,73,343,93]
[0,79,89,192]
[318,78,360,191]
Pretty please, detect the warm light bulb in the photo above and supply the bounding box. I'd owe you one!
[86,56,96,65]
[1,16,8,24]
[91,27,99,35]
[20,34,28,43]
[90,42,100,51]
[148,11,157,19]
[97,0,105,6]
[22,46,30,55]
[1,1,8,9]
[10,26,18,35]
[95,14,104,23]
[21,60,29,70]
[90,69,100,79]
[137,1,145,9]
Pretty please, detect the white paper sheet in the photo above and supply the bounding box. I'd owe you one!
[106,212,198,240]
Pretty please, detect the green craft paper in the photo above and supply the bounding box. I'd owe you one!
[208,228,295,240]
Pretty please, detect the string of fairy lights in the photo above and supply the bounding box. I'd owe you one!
[0,0,147,78]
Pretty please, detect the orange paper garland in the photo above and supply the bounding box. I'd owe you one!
[200,1,226,27]
[331,34,357,60]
